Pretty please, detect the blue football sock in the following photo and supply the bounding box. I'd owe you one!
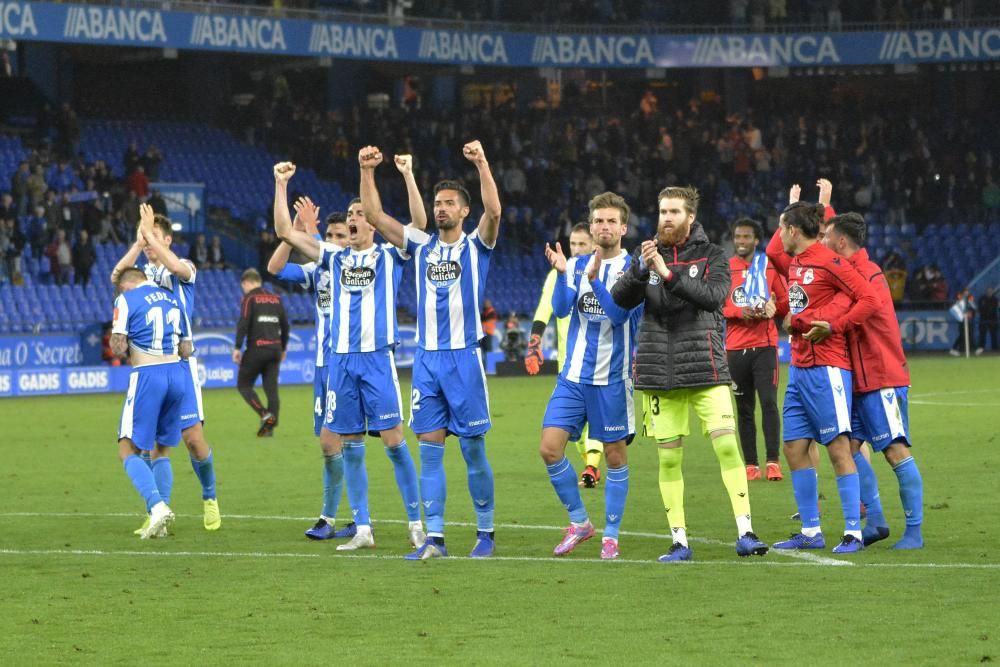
[893,456,923,527]
[342,440,370,526]
[321,453,344,519]
[791,468,821,530]
[419,441,446,536]
[124,455,162,512]
[140,450,152,466]
[545,457,588,524]
[836,472,862,533]
[150,457,173,505]
[603,465,629,540]
[459,436,495,532]
[189,449,217,500]
[853,452,886,528]
[385,441,421,522]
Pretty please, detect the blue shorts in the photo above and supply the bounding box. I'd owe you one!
[118,361,188,450]
[783,365,853,446]
[178,356,204,430]
[409,347,491,438]
[851,386,911,451]
[324,349,403,436]
[543,376,635,443]
[312,364,330,437]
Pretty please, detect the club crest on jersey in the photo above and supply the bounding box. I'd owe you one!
[649,272,661,286]
[688,264,699,278]
[732,285,749,307]
[802,268,815,285]
[577,292,608,322]
[341,266,376,292]
[428,260,461,287]
[788,284,809,314]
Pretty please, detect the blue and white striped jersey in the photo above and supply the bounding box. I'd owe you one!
[319,241,407,353]
[145,260,196,340]
[274,261,332,367]
[112,281,189,356]
[554,251,641,386]
[403,227,493,351]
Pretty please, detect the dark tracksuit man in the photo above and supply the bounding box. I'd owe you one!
[234,268,289,436]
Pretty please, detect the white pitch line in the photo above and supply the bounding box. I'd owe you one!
[1,548,997,570]
[0,511,846,566]
[909,400,1000,407]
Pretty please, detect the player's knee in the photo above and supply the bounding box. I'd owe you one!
[657,445,683,471]
[883,441,910,466]
[319,429,342,454]
[604,442,627,468]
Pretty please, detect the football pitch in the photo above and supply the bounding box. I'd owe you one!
[2,356,998,665]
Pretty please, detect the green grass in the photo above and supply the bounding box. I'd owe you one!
[1,356,999,665]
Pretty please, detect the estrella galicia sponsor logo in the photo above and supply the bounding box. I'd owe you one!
[67,369,109,391]
[427,261,461,288]
[341,266,376,291]
[787,284,809,314]
[577,292,607,322]
[732,285,749,307]
[0,2,37,37]
[316,272,332,309]
[63,6,166,43]
[0,371,11,396]
[17,370,61,394]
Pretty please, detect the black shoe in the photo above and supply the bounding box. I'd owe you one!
[257,412,276,437]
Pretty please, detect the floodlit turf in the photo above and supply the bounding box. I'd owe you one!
[1,356,999,664]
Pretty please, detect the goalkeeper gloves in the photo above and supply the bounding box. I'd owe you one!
[525,334,544,375]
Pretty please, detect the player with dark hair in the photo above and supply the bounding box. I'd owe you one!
[233,268,289,435]
[612,186,768,562]
[820,212,924,549]
[766,201,880,554]
[724,217,788,481]
[111,266,191,538]
[527,222,606,487]
[358,140,502,560]
[539,192,641,560]
[111,205,221,534]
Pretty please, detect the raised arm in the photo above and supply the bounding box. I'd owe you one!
[268,198,319,275]
[394,154,427,230]
[110,238,145,285]
[359,146,406,248]
[463,140,501,247]
[138,203,193,282]
[272,162,321,261]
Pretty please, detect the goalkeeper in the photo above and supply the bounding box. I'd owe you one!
[526,223,605,488]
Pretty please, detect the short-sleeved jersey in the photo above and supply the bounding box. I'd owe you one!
[112,281,189,356]
[766,230,879,370]
[403,227,493,351]
[318,241,406,353]
[723,254,789,350]
[557,251,640,386]
[145,260,196,340]
[275,261,332,367]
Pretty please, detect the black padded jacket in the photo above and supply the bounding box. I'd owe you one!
[611,222,732,391]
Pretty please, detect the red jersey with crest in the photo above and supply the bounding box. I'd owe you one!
[723,255,789,350]
[766,229,880,370]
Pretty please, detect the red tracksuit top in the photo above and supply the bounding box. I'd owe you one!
[817,249,911,392]
[723,254,789,350]
[766,229,880,370]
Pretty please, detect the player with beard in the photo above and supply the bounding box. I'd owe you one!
[723,217,788,481]
[611,186,768,562]
[538,192,642,560]
[358,141,502,560]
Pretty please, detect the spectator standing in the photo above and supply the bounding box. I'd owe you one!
[73,229,96,286]
[45,228,72,284]
[208,236,226,269]
[141,145,163,181]
[190,234,209,266]
[949,289,977,356]
[128,166,150,198]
